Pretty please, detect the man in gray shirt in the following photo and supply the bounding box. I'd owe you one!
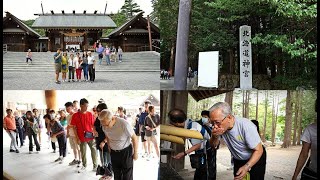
[209,102,266,180]
[98,109,138,180]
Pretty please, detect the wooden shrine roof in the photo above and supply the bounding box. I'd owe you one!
[188,90,232,102]
[32,14,117,29]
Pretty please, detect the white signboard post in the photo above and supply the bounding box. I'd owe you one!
[198,51,219,88]
[239,25,252,89]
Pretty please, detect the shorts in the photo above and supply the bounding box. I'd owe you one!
[98,53,103,59]
[55,63,61,73]
[141,132,146,142]
[69,136,78,150]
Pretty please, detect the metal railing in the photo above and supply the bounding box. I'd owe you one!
[3,44,8,53]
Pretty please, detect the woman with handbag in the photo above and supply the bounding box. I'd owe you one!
[25,111,41,154]
[61,52,68,82]
[292,99,317,180]
[144,105,160,160]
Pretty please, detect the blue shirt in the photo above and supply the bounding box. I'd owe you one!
[54,52,62,63]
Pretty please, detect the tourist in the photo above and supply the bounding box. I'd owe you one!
[93,103,112,179]
[71,98,97,173]
[88,51,96,83]
[197,110,218,179]
[134,107,142,137]
[65,102,82,166]
[73,100,80,112]
[292,99,317,180]
[209,102,266,180]
[111,45,117,62]
[44,113,56,153]
[104,45,111,65]
[98,109,138,180]
[168,108,211,180]
[49,113,67,164]
[25,111,41,154]
[61,52,68,82]
[68,54,76,82]
[138,100,152,157]
[118,46,123,62]
[53,48,62,84]
[144,105,160,160]
[59,110,68,129]
[75,53,83,82]
[32,108,43,146]
[82,51,89,81]
[26,49,32,65]
[14,111,24,147]
[3,109,19,153]
[97,43,104,65]
[118,106,127,120]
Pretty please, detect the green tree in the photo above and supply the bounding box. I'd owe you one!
[103,12,127,37]
[23,19,45,37]
[120,0,143,19]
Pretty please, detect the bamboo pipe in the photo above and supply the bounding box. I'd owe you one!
[160,125,203,140]
[160,134,185,144]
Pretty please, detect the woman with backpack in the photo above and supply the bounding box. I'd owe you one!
[25,111,41,154]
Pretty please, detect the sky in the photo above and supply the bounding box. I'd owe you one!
[3,0,153,20]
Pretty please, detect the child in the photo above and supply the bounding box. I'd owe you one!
[118,46,123,62]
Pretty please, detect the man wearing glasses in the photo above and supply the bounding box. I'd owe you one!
[209,102,266,180]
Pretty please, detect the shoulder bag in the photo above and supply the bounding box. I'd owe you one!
[301,158,317,179]
[147,114,158,136]
[79,113,94,139]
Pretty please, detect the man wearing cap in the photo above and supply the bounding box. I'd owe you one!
[138,100,151,157]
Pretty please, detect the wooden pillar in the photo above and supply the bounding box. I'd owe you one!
[48,37,52,52]
[162,90,189,171]
[147,15,153,51]
[60,33,64,51]
[45,90,57,112]
[84,32,88,51]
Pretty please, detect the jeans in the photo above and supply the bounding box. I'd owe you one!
[57,134,67,157]
[119,54,122,61]
[82,63,88,80]
[99,149,111,166]
[88,64,95,82]
[28,131,40,152]
[105,55,111,65]
[7,130,18,150]
[16,127,24,146]
[79,140,97,168]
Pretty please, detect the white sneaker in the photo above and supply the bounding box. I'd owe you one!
[78,166,86,173]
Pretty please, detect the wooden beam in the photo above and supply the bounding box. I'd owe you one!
[147,15,152,51]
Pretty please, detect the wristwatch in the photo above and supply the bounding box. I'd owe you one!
[245,163,251,171]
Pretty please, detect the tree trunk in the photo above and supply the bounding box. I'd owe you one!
[229,49,234,74]
[271,92,276,146]
[224,91,234,110]
[297,90,303,145]
[261,91,268,142]
[245,91,250,118]
[169,44,175,76]
[242,91,245,117]
[281,90,293,148]
[255,90,259,120]
[292,91,299,146]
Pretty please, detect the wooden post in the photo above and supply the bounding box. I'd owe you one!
[147,15,153,51]
[174,0,192,90]
[60,33,64,51]
[45,90,57,112]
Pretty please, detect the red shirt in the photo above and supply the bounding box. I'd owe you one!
[71,111,94,142]
[3,116,16,130]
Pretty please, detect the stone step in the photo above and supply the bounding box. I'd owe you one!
[3,68,159,72]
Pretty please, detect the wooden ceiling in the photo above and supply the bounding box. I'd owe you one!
[188,90,232,101]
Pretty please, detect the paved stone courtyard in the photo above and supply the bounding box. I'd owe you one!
[3,51,160,90]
